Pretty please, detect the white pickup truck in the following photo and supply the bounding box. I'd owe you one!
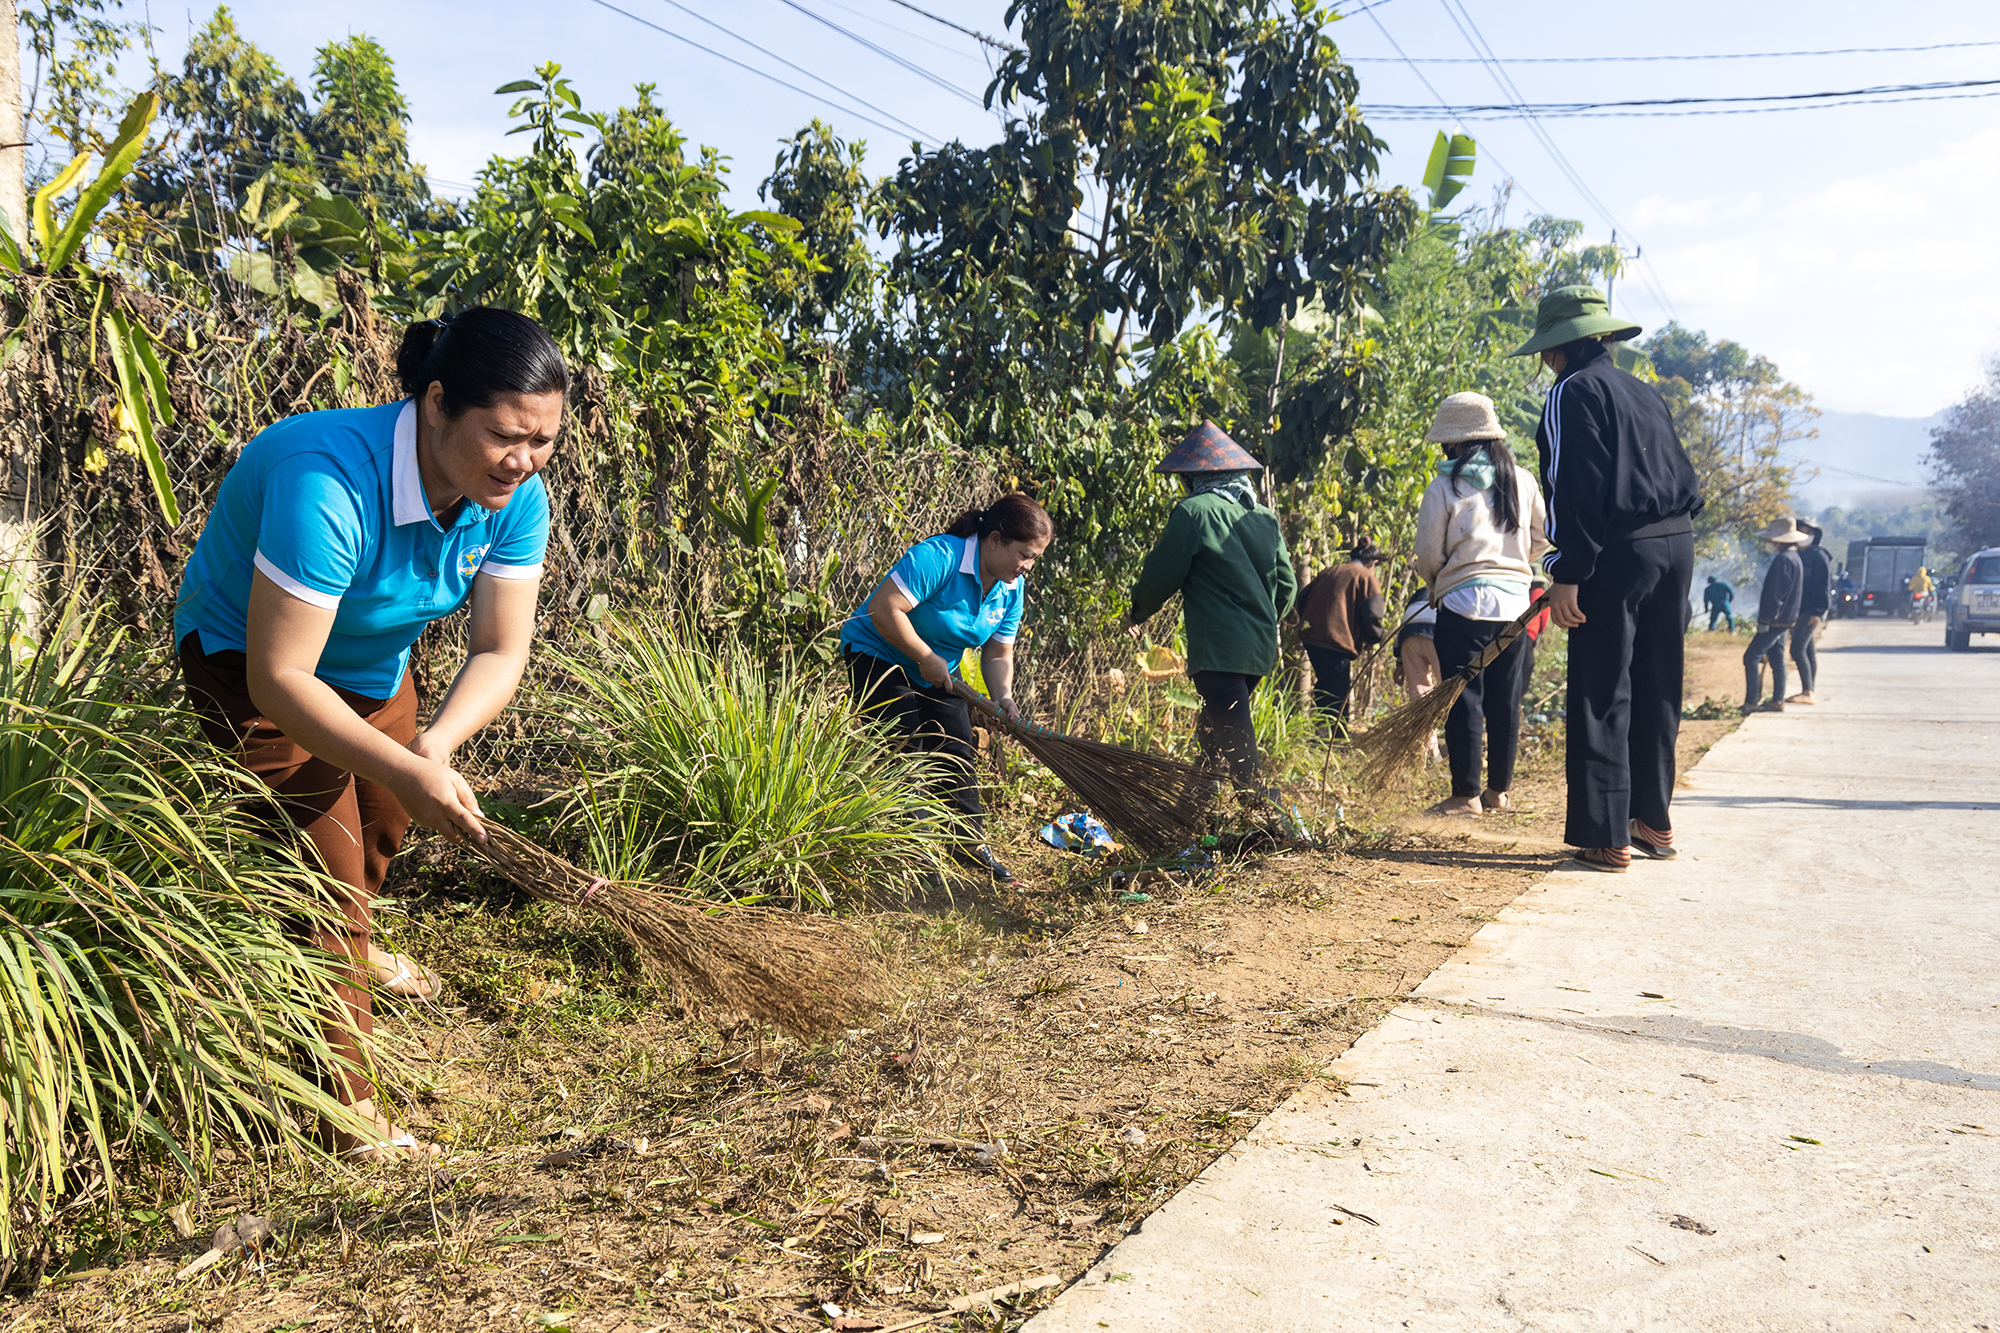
[1945,548,2000,651]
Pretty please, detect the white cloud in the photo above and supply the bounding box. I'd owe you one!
[1636,124,2000,416]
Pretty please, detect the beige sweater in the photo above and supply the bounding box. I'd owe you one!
[1415,465,1550,600]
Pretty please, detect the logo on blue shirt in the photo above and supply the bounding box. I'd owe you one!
[458,544,489,579]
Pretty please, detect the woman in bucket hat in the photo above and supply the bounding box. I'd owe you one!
[1511,285,1703,872]
[1742,516,1811,715]
[1414,391,1550,817]
[1126,422,1298,792]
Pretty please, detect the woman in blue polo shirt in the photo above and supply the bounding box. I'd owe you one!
[175,306,566,1158]
[840,493,1053,882]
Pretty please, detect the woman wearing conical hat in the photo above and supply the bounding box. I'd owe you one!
[1125,422,1298,792]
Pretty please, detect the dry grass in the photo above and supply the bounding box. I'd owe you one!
[7,635,1749,1332]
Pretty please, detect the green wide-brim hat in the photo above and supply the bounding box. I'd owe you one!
[1508,284,1643,358]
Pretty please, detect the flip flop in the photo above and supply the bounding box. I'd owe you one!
[346,1133,438,1160]
[373,954,442,1001]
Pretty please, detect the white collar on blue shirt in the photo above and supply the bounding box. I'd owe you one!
[960,534,1021,590]
[393,400,492,532]
[392,402,433,529]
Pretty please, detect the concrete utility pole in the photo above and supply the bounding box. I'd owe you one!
[0,0,36,634]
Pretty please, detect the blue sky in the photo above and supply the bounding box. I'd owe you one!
[125,0,2000,419]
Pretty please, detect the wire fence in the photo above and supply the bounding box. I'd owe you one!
[0,270,1019,780]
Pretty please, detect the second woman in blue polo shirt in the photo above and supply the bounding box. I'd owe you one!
[840,493,1053,882]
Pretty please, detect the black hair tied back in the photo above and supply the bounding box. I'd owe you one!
[396,306,569,418]
[945,492,1054,544]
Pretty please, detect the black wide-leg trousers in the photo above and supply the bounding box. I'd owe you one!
[1564,532,1694,848]
[1435,608,1532,799]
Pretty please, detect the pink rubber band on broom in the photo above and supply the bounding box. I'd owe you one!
[580,878,608,903]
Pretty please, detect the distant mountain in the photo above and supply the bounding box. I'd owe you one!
[1787,409,1943,507]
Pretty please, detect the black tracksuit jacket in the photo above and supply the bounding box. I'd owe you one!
[1797,544,1832,619]
[1534,341,1703,586]
[1757,548,1804,625]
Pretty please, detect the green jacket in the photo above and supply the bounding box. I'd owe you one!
[1129,489,1298,677]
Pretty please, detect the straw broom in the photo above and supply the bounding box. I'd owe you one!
[945,678,1214,856]
[469,825,888,1036]
[1352,590,1549,789]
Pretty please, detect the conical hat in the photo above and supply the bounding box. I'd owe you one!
[1156,421,1264,474]
[1757,516,1811,546]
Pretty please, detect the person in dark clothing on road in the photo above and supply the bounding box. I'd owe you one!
[1512,285,1703,874]
[1742,517,1809,714]
[1702,575,1735,631]
[1127,422,1298,792]
[1294,538,1385,729]
[1788,521,1832,704]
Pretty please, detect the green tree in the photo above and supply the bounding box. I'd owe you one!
[306,34,452,234]
[1642,321,1813,552]
[1925,356,2000,551]
[759,119,874,341]
[867,0,1416,477]
[19,0,145,164]
[131,6,315,247]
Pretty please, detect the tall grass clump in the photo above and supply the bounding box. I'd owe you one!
[551,614,952,907]
[0,610,367,1281]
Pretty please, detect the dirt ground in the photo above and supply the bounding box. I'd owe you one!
[9,632,1747,1333]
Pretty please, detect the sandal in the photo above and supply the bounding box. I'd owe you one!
[1480,790,1512,812]
[1630,819,1677,860]
[370,950,442,1001]
[1570,846,1631,874]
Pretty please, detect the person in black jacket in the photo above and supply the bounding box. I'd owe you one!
[1788,521,1832,704]
[1511,286,1703,873]
[1743,517,1810,714]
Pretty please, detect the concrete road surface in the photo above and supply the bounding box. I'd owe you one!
[1028,617,2000,1331]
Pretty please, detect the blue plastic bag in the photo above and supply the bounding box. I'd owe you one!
[1038,811,1118,857]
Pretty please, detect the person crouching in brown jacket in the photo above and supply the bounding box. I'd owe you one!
[1295,539,1386,730]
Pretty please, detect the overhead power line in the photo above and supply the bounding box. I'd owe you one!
[1361,76,2000,118]
[651,0,936,142]
[774,0,989,107]
[1431,0,1678,320]
[878,0,1023,54]
[814,0,985,62]
[582,0,930,143]
[1356,5,1555,220]
[1349,38,2000,63]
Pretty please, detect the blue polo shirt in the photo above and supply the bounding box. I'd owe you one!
[839,533,1025,676]
[174,400,549,698]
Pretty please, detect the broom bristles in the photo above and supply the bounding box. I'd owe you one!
[1351,593,1547,789]
[471,825,889,1036]
[951,680,1213,856]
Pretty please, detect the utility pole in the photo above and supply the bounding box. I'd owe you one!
[0,0,35,634]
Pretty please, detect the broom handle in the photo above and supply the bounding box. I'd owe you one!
[943,674,1065,741]
[1451,587,1549,682]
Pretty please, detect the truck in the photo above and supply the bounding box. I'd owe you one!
[1851,536,1927,617]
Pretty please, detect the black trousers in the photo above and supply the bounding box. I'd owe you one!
[1788,620,1818,694]
[1565,532,1693,848]
[1191,670,1262,787]
[1303,643,1354,722]
[1742,625,1789,705]
[846,651,983,836]
[1435,608,1532,799]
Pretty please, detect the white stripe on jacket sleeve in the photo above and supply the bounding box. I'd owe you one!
[478,560,544,580]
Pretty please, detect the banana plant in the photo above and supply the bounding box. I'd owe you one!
[0,92,180,524]
[1421,130,1477,215]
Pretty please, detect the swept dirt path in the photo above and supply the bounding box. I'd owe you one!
[16,633,1747,1332]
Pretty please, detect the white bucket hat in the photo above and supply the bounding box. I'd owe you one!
[1425,391,1506,445]
[1757,517,1812,547]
